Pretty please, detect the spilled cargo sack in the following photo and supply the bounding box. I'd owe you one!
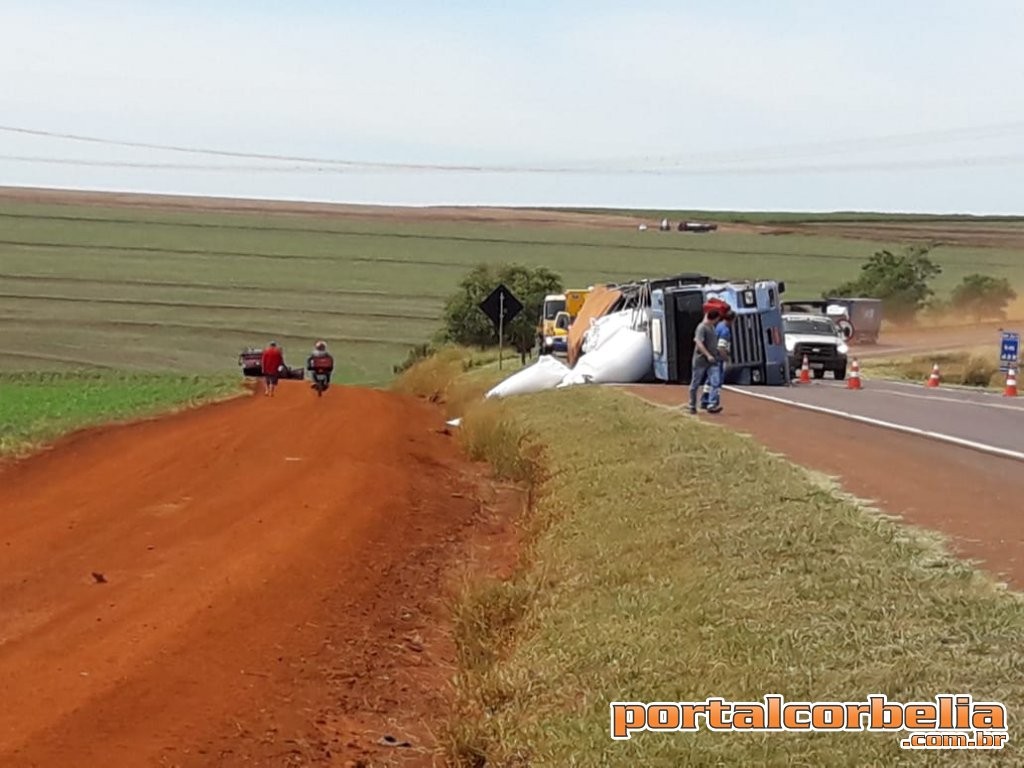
[560,326,653,387]
[580,310,634,356]
[485,354,571,399]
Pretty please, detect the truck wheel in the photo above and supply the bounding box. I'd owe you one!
[835,365,847,380]
[813,369,825,379]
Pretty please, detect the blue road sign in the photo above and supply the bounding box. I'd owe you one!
[1000,331,1020,372]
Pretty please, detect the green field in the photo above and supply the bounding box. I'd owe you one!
[423,370,1024,766]
[3,199,1024,384]
[551,206,1024,225]
[0,371,242,455]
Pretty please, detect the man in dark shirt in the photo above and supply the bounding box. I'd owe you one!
[688,310,720,414]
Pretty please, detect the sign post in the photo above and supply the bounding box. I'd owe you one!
[478,283,524,372]
[498,291,505,369]
[999,330,1020,372]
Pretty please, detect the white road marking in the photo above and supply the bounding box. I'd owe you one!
[724,386,1024,463]
[814,380,1024,411]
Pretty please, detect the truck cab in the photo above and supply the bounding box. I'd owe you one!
[650,278,789,385]
[782,313,849,379]
[538,293,567,355]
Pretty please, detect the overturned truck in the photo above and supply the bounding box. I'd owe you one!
[649,275,790,386]
[567,273,791,386]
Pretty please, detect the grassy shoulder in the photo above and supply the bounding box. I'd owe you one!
[395,356,1024,766]
[861,350,1007,389]
[0,371,244,455]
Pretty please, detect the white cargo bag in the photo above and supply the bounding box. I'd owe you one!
[485,355,571,399]
[560,327,653,386]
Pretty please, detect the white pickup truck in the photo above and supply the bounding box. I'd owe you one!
[782,313,850,380]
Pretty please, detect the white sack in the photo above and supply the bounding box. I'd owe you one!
[581,310,635,355]
[485,355,571,399]
[560,327,653,386]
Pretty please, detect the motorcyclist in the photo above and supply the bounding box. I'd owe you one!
[306,340,335,389]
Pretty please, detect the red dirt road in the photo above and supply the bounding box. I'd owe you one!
[630,384,1024,590]
[0,383,507,767]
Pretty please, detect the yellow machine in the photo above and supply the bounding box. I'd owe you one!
[538,289,591,356]
[564,289,590,318]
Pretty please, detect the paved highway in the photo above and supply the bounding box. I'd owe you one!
[726,378,1024,460]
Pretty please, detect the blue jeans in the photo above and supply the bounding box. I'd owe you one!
[689,363,713,410]
[705,363,724,408]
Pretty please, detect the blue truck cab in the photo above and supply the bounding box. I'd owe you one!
[650,278,789,385]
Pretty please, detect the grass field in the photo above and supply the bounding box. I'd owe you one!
[418,370,1024,766]
[551,206,1024,225]
[3,196,1024,384]
[0,371,243,455]
[861,349,1007,388]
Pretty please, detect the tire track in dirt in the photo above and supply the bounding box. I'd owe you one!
[0,383,513,766]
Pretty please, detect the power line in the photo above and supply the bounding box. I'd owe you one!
[1,152,1023,175]
[565,122,1024,169]
[3,120,1024,173]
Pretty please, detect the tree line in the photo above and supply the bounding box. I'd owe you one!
[825,245,1017,324]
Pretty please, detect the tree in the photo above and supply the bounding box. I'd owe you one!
[826,245,942,324]
[950,274,1017,321]
[440,263,563,350]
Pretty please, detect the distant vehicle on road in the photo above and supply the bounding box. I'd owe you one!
[781,298,883,344]
[783,313,849,380]
[677,221,718,233]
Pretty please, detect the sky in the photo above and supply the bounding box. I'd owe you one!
[2,0,1024,213]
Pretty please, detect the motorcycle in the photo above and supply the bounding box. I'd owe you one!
[307,355,334,398]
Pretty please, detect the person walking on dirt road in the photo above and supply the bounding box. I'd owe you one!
[688,310,720,414]
[261,341,284,397]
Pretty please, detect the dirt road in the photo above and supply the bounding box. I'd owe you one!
[630,384,1024,590]
[0,383,509,767]
[850,321,1020,359]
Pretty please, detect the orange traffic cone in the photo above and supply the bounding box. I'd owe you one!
[847,359,862,389]
[1004,368,1018,397]
[925,363,940,388]
[798,354,811,383]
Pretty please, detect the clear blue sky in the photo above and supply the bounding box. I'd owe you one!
[2,0,1023,212]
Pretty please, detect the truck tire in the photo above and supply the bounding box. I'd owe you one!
[813,368,825,379]
[835,365,847,380]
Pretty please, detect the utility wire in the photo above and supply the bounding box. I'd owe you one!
[3,120,1024,173]
[1,152,1023,175]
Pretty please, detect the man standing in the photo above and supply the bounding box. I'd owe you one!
[261,340,284,397]
[688,309,720,414]
[705,309,734,413]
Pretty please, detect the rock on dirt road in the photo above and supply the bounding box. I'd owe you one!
[0,382,510,767]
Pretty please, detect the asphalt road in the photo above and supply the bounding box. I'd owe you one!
[726,378,1024,460]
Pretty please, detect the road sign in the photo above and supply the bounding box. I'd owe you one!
[478,284,524,370]
[999,331,1020,372]
[478,283,523,330]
